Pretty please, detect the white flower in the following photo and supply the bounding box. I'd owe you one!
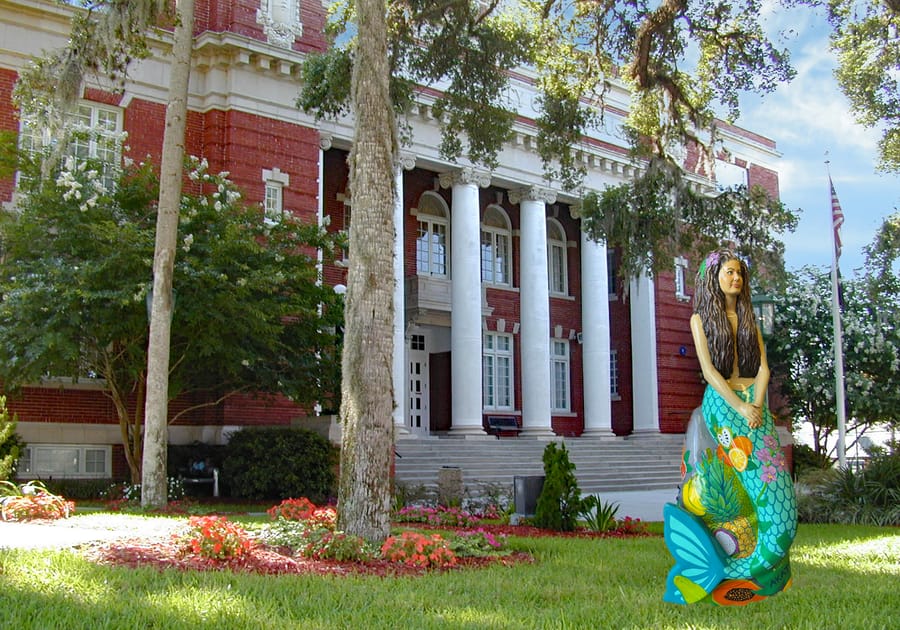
[182,233,194,252]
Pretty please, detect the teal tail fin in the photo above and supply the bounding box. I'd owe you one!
[663,502,727,605]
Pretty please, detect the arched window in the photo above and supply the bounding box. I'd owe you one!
[547,219,568,295]
[481,205,512,286]
[415,192,450,277]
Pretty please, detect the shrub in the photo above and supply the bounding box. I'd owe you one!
[176,515,256,561]
[0,480,74,521]
[792,443,831,476]
[300,529,372,562]
[580,495,620,532]
[533,442,583,531]
[0,395,24,481]
[42,478,115,501]
[222,427,337,501]
[797,452,900,526]
[380,531,457,568]
[395,504,479,528]
[449,528,509,558]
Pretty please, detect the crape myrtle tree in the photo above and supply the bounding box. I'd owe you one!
[766,266,900,459]
[300,0,801,540]
[13,0,197,507]
[0,147,343,485]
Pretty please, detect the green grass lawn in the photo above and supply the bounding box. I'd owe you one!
[1,521,897,629]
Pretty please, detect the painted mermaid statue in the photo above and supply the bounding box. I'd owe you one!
[663,249,797,606]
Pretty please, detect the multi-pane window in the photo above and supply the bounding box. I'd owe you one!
[264,182,282,217]
[481,206,511,285]
[483,332,513,409]
[261,167,289,223]
[19,102,121,188]
[18,444,111,479]
[551,339,570,412]
[610,350,620,397]
[674,256,689,301]
[415,192,449,276]
[547,219,568,295]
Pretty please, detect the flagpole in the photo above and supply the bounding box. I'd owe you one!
[826,159,848,468]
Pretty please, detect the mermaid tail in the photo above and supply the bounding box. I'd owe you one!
[663,502,726,605]
[663,390,797,606]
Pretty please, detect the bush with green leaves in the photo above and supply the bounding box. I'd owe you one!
[797,451,900,526]
[579,495,620,532]
[0,395,24,481]
[222,427,337,501]
[533,442,583,531]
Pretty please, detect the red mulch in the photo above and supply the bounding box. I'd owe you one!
[79,524,653,578]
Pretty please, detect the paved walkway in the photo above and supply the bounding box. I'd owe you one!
[0,513,183,550]
[592,488,679,523]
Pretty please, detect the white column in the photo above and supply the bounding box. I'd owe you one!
[511,186,555,437]
[393,154,415,435]
[580,233,614,436]
[630,274,660,434]
[441,168,490,435]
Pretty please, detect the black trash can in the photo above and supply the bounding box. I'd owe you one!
[513,475,545,516]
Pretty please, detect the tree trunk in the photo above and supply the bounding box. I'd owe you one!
[141,0,195,508]
[337,0,397,542]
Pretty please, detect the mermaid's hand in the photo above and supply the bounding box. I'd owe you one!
[741,402,763,429]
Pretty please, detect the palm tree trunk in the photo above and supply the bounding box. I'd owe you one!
[337,0,398,542]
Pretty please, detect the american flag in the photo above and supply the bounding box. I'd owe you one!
[830,176,845,261]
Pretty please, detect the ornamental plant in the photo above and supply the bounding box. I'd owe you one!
[0,481,74,521]
[380,531,457,569]
[177,515,256,561]
[300,529,373,562]
[395,505,479,528]
[449,528,509,558]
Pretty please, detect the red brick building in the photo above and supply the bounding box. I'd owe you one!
[0,0,790,481]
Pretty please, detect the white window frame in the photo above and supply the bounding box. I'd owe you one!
[610,350,620,399]
[262,167,289,223]
[483,332,514,410]
[481,205,512,286]
[547,219,568,296]
[19,102,122,189]
[414,191,450,277]
[551,338,571,412]
[674,256,689,301]
[17,444,112,479]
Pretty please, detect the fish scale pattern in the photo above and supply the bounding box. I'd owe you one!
[701,385,797,579]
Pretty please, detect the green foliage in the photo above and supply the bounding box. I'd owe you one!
[767,267,900,456]
[579,495,620,532]
[533,442,583,531]
[828,0,900,171]
[222,427,338,502]
[0,396,23,481]
[797,452,900,526]
[792,443,833,477]
[39,478,115,501]
[579,156,798,284]
[0,147,343,414]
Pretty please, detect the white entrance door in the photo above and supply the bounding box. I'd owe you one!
[407,333,430,435]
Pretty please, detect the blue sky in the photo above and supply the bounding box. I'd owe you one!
[732,4,899,276]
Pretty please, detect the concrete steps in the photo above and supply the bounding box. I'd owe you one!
[394,434,685,500]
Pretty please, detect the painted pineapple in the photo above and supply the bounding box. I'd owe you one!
[698,451,757,559]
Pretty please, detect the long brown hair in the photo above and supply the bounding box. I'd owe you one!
[693,249,760,378]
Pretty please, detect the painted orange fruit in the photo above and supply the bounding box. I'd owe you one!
[732,436,753,456]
